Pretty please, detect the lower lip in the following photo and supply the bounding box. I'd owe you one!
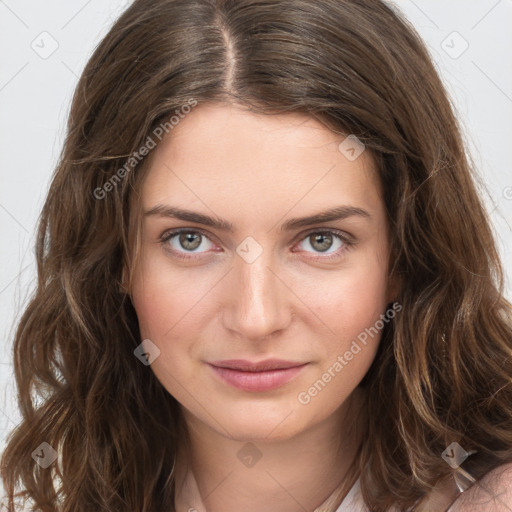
[208,364,308,392]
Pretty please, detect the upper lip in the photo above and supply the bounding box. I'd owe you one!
[209,359,308,372]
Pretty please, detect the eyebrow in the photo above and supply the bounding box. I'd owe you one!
[144,204,371,232]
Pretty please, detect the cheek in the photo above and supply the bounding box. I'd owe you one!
[130,270,199,398]
[296,268,390,413]
[305,248,390,340]
[130,253,214,339]
[130,257,221,391]
[298,250,391,404]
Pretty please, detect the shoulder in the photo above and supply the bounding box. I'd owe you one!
[448,462,512,512]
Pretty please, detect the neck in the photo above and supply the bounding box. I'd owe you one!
[173,388,367,512]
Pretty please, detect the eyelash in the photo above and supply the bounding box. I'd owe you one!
[158,228,356,261]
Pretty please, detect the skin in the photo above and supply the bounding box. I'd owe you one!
[128,102,398,511]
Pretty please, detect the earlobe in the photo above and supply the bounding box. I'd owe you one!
[386,273,402,304]
[119,267,129,294]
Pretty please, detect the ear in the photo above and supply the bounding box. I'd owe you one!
[386,271,402,304]
[119,265,129,294]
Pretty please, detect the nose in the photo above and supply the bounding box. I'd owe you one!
[222,246,292,341]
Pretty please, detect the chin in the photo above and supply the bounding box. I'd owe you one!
[206,403,316,443]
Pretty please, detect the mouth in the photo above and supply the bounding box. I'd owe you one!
[207,359,309,392]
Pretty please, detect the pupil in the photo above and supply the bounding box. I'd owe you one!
[311,233,332,252]
[180,232,201,250]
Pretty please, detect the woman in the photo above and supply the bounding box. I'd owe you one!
[2,0,512,511]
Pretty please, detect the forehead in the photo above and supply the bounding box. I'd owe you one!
[140,103,384,227]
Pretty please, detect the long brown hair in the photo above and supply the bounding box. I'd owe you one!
[2,0,512,510]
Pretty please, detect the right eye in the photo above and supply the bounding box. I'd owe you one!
[159,228,219,259]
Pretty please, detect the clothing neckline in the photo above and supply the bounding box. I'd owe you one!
[334,477,461,512]
[334,476,363,512]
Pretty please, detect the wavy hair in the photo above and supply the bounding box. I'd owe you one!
[2,0,512,510]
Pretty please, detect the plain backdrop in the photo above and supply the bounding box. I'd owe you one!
[1,0,511,500]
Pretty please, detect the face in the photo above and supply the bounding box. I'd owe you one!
[129,103,395,442]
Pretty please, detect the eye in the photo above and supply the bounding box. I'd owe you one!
[159,228,355,261]
[293,230,354,259]
[160,229,217,259]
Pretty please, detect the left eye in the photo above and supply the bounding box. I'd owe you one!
[295,231,346,255]
[159,229,352,259]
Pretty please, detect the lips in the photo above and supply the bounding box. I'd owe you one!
[210,359,306,372]
[208,359,308,392]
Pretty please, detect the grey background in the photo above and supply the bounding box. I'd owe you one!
[1,0,511,500]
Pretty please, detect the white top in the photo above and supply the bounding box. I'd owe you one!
[333,479,406,512]
[334,478,368,512]
[334,478,461,512]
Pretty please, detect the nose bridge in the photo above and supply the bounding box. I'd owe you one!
[225,242,290,340]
